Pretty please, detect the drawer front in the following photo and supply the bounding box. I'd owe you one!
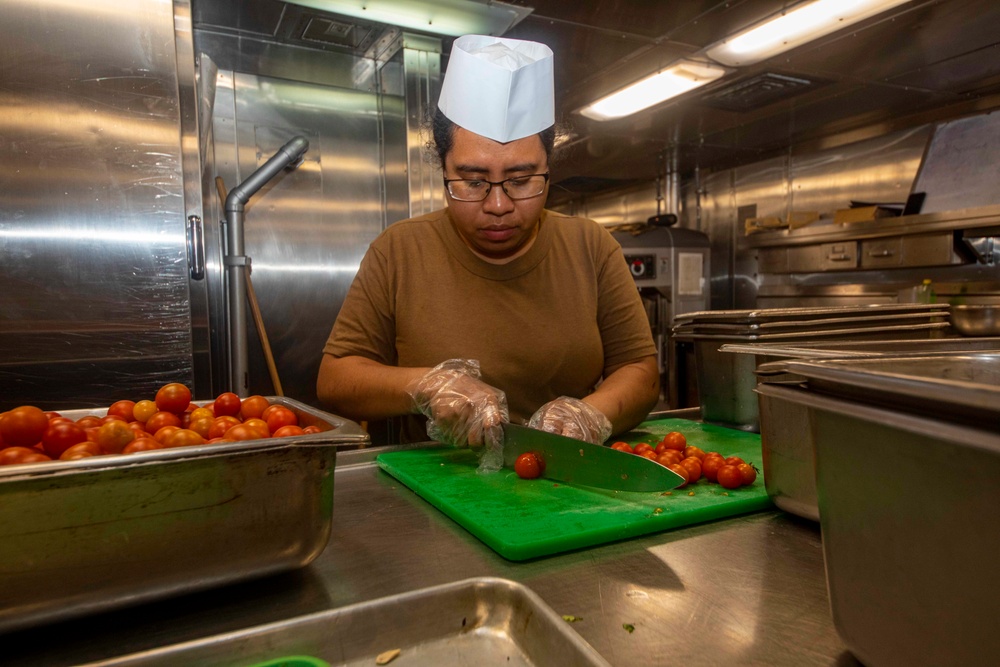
[861,238,903,268]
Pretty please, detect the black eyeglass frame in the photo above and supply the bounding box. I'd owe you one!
[442,173,550,202]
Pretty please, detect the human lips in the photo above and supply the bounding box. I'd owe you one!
[480,226,517,242]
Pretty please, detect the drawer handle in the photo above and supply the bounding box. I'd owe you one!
[867,249,894,258]
[827,253,852,262]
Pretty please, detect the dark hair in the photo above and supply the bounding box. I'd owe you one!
[430,107,557,168]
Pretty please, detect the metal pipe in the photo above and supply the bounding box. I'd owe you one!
[224,136,309,395]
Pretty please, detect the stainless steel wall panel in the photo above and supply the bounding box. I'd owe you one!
[0,0,197,410]
[209,70,393,405]
[402,34,445,218]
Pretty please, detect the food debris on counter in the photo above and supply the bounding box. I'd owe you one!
[623,623,635,633]
[562,615,583,623]
[375,648,401,665]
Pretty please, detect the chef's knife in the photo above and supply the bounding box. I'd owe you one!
[502,423,685,492]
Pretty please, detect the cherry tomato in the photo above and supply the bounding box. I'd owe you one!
[611,442,634,454]
[667,463,689,487]
[152,425,181,445]
[123,437,163,454]
[243,418,271,438]
[702,455,725,483]
[272,425,306,438]
[659,431,687,452]
[301,425,322,434]
[76,415,103,429]
[188,417,214,439]
[155,383,192,414]
[633,442,654,456]
[680,456,703,482]
[208,416,242,439]
[60,441,104,460]
[132,399,158,424]
[163,428,206,448]
[737,463,758,486]
[213,392,242,417]
[682,446,706,461]
[260,404,282,421]
[656,450,682,467]
[1,406,48,448]
[145,411,182,435]
[240,395,270,420]
[0,446,52,465]
[717,464,743,489]
[188,407,214,423]
[265,406,298,434]
[42,420,88,459]
[514,452,543,479]
[96,420,135,454]
[725,456,746,467]
[107,400,136,422]
[224,424,263,441]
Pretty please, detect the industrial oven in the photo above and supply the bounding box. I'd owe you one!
[611,220,710,408]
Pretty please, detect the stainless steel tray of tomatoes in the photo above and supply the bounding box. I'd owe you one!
[0,389,368,634]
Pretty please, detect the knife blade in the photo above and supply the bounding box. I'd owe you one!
[502,423,685,492]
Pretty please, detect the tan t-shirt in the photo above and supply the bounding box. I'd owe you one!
[324,208,656,441]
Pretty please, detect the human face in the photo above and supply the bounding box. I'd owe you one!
[443,127,549,261]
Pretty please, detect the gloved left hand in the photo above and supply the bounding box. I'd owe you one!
[528,396,613,445]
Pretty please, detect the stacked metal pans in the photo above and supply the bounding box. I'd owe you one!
[671,303,952,432]
[755,352,1000,667]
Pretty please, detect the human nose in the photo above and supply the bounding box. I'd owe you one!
[482,182,515,214]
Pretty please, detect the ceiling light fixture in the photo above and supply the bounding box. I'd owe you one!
[578,61,727,121]
[284,0,532,38]
[706,0,913,66]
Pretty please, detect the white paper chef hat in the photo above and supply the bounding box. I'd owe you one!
[438,35,554,143]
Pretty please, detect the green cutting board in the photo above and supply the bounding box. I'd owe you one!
[376,418,772,561]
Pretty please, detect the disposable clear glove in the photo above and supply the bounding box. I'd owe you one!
[406,359,508,472]
[528,396,613,446]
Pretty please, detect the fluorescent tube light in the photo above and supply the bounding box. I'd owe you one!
[578,61,726,121]
[706,0,913,66]
[285,0,532,38]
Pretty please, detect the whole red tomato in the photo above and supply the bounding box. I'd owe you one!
[667,463,689,487]
[633,442,654,456]
[145,411,182,436]
[240,395,270,420]
[717,464,744,490]
[514,452,544,479]
[1,406,49,448]
[659,431,687,452]
[272,425,306,438]
[107,400,136,422]
[41,420,88,459]
[123,437,162,454]
[702,454,725,482]
[208,415,241,439]
[611,442,634,454]
[737,463,758,486]
[155,383,192,414]
[680,456,703,482]
[265,406,298,433]
[213,392,242,417]
[0,446,53,466]
[60,442,104,460]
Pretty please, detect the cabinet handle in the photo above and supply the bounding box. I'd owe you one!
[867,248,894,258]
[827,253,852,262]
[186,215,205,280]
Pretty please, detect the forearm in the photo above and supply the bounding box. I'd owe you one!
[316,354,427,422]
[582,355,660,436]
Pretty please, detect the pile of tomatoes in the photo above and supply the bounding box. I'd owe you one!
[611,431,758,490]
[0,383,320,467]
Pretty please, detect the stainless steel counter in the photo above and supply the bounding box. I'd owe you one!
[4,446,856,666]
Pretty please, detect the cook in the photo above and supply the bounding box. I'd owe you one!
[317,34,658,463]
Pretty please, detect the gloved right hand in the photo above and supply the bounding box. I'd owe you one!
[406,359,508,450]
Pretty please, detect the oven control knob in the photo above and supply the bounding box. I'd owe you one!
[630,259,646,277]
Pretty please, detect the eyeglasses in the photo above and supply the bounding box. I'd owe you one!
[443,173,550,202]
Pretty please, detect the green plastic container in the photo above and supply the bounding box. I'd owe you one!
[244,657,331,667]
